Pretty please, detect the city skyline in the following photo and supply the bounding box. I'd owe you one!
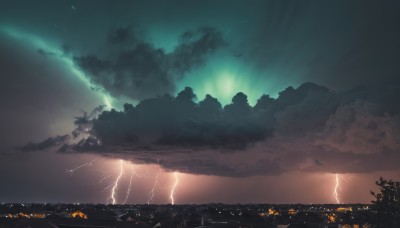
[0,0,399,204]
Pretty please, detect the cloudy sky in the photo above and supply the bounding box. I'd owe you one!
[0,0,400,204]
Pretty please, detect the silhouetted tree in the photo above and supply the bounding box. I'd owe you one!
[371,177,400,228]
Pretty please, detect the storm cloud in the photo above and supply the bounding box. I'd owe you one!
[2,0,400,204]
[25,82,400,177]
[74,26,225,100]
[20,135,70,152]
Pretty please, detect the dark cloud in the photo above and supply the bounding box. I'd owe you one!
[169,27,226,76]
[0,30,104,153]
[5,0,400,178]
[74,26,225,100]
[72,105,106,138]
[90,86,269,149]
[24,81,400,177]
[18,105,106,152]
[107,25,138,45]
[19,135,69,152]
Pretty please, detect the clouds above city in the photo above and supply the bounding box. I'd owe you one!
[74,26,225,100]
[23,82,400,177]
[1,0,400,204]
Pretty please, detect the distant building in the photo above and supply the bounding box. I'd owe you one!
[288,209,297,215]
[70,210,87,219]
[335,207,352,213]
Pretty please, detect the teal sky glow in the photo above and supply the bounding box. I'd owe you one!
[1,26,114,109]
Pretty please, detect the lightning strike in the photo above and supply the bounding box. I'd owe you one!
[147,168,161,204]
[96,174,113,185]
[0,27,147,206]
[103,182,116,191]
[65,158,97,176]
[109,160,124,205]
[333,173,340,204]
[169,172,179,205]
[123,169,134,205]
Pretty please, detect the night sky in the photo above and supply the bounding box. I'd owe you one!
[1,0,400,204]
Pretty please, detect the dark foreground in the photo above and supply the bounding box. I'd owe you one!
[0,203,377,228]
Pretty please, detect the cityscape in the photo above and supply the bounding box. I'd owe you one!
[0,203,377,228]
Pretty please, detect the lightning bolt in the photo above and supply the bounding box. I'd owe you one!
[146,168,161,204]
[109,160,125,205]
[66,158,128,205]
[123,168,134,204]
[169,172,179,205]
[0,28,160,206]
[65,158,97,176]
[333,173,340,204]
[96,174,113,185]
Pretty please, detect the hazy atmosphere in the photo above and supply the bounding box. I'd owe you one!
[1,0,400,204]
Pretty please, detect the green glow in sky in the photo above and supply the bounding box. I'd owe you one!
[0,26,114,110]
[177,53,279,106]
[1,26,285,108]
[147,25,286,106]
